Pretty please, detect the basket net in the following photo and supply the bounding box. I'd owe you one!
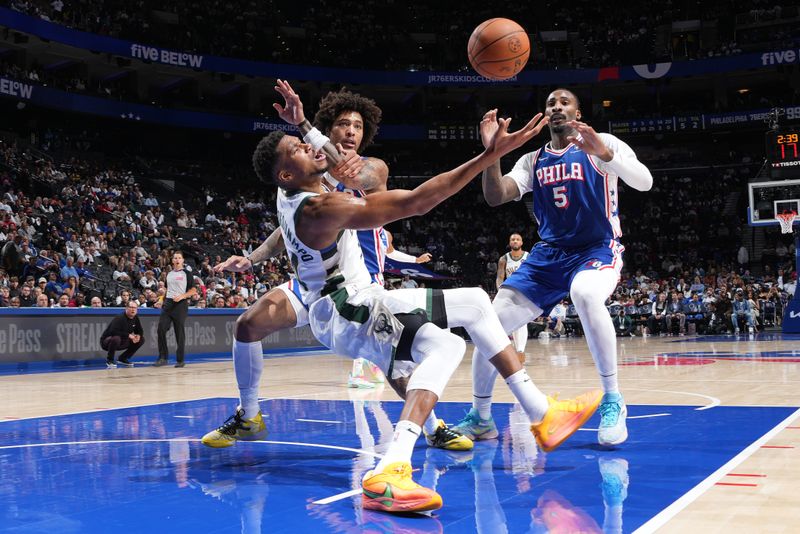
[776,211,797,234]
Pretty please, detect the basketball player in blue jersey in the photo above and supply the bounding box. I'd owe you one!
[496,233,529,362]
[453,89,653,447]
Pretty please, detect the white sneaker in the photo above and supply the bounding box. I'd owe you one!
[347,374,377,389]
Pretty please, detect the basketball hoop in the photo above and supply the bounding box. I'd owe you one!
[776,211,797,234]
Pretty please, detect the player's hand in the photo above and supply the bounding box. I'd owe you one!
[416,253,432,264]
[173,294,183,302]
[273,79,305,125]
[213,255,252,273]
[329,145,365,182]
[479,109,499,149]
[486,113,548,158]
[565,120,614,161]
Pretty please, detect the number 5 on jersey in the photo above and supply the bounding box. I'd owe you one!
[553,185,569,208]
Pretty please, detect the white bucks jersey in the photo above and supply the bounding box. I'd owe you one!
[504,251,529,278]
[276,188,372,305]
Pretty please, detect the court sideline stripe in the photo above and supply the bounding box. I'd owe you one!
[632,407,800,534]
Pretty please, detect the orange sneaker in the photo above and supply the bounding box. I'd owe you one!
[362,461,443,513]
[531,389,602,452]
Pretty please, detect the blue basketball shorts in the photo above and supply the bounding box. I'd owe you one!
[502,239,624,314]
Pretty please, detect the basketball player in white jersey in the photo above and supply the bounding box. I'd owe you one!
[252,78,601,514]
[453,89,653,447]
[496,233,529,362]
[202,89,468,452]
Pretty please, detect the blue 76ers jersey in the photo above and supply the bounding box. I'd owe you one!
[334,182,388,284]
[508,135,624,248]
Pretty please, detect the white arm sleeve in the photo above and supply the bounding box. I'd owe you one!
[505,150,539,200]
[387,249,418,263]
[592,134,653,191]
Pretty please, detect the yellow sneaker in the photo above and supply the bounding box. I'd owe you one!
[201,408,267,448]
[424,419,474,451]
[531,390,602,452]
[362,461,443,513]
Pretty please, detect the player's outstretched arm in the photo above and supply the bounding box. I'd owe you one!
[298,113,548,248]
[212,228,285,273]
[480,108,546,206]
[273,79,388,192]
[566,120,653,191]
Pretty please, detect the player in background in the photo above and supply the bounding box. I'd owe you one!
[453,89,653,447]
[496,233,529,362]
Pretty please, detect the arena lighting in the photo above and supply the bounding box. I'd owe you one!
[603,100,612,108]
[738,88,750,94]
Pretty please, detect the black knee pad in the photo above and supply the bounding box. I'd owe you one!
[394,310,430,362]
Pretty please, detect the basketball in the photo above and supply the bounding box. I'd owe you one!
[467,18,530,80]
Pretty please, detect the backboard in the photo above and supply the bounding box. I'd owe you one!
[747,178,800,227]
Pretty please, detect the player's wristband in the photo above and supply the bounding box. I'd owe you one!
[302,127,330,152]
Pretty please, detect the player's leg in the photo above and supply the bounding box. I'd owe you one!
[202,285,301,448]
[448,286,601,452]
[362,315,467,513]
[383,288,472,451]
[386,374,472,451]
[511,323,528,361]
[453,286,541,439]
[570,267,627,446]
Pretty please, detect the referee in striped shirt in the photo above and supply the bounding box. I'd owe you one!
[155,251,197,367]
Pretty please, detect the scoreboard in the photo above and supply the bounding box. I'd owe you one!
[767,129,800,178]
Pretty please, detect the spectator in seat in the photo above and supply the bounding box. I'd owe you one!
[731,289,756,334]
[666,292,686,335]
[614,308,635,337]
[60,256,79,282]
[18,285,34,307]
[34,293,50,308]
[100,300,144,368]
[648,292,668,335]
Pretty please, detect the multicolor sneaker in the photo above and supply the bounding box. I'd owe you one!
[450,408,499,441]
[597,392,628,446]
[424,420,474,451]
[201,408,267,448]
[531,390,603,452]
[364,360,385,384]
[599,457,629,507]
[348,374,377,389]
[362,461,442,513]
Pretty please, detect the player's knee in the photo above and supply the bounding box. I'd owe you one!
[235,310,267,342]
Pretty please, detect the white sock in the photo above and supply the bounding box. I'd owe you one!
[472,347,498,416]
[571,270,620,395]
[373,420,421,473]
[505,369,549,423]
[233,339,264,420]
[474,395,494,420]
[423,411,439,435]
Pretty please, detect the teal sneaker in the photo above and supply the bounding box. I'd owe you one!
[598,393,628,446]
[599,457,629,506]
[450,408,499,441]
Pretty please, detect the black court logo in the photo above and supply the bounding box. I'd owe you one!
[374,313,394,335]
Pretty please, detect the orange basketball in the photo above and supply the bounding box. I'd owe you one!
[468,18,530,80]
